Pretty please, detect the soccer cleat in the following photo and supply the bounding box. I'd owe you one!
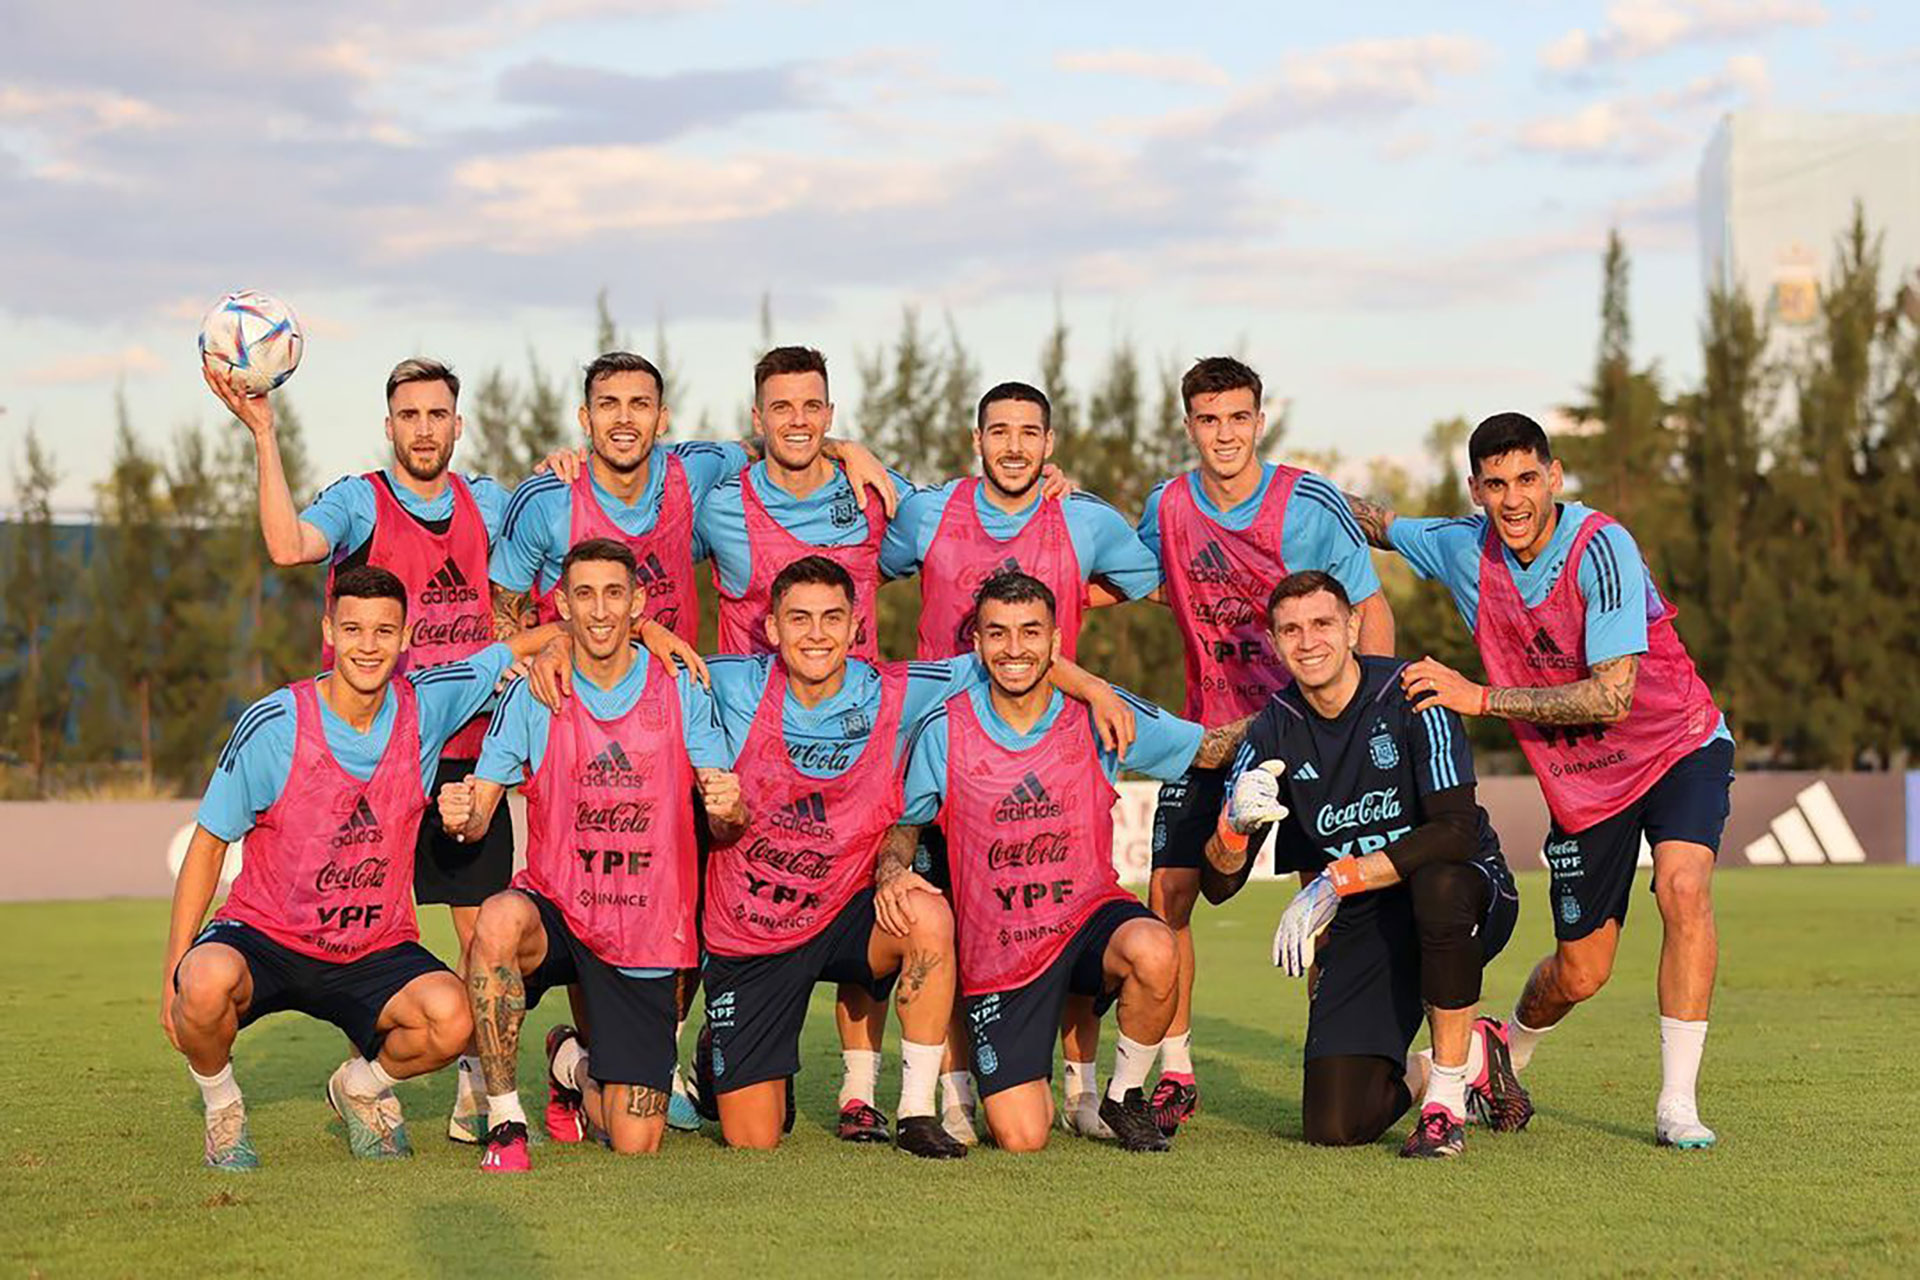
[544,1024,584,1144]
[1099,1088,1171,1152]
[1656,1107,1717,1150]
[447,1095,487,1144]
[1147,1075,1198,1136]
[1400,1103,1466,1159]
[1466,1017,1534,1133]
[941,1101,981,1147]
[479,1120,531,1173]
[667,1089,702,1133]
[202,1100,260,1171]
[838,1100,891,1144]
[1061,1091,1116,1140]
[326,1062,411,1159]
[895,1114,968,1159]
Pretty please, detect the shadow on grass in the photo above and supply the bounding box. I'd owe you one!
[411,1198,541,1280]
[1187,1011,1308,1141]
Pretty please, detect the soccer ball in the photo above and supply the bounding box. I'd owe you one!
[198,289,304,395]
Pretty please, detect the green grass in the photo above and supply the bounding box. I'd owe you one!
[4,870,1918,1278]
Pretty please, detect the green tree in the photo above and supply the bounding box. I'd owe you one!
[154,423,238,788]
[1,429,78,791]
[83,395,166,784]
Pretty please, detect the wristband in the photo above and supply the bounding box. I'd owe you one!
[1214,812,1250,855]
[1323,856,1367,897]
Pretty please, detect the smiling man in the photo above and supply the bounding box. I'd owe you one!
[1132,355,1394,1135]
[1348,412,1732,1149]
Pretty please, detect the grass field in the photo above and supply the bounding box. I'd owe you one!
[5,869,1918,1278]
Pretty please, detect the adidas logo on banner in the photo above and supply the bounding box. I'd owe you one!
[331,795,382,848]
[769,790,831,837]
[1293,761,1319,781]
[995,771,1064,822]
[1742,781,1867,865]
[420,557,480,605]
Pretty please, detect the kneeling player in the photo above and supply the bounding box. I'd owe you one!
[160,567,552,1168]
[1204,571,1526,1158]
[883,572,1253,1152]
[440,539,741,1170]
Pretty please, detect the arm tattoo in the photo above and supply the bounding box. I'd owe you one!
[468,964,527,1098]
[1487,654,1641,726]
[1346,493,1396,550]
[1192,715,1253,770]
[875,823,920,885]
[623,1085,670,1119]
[490,584,530,642]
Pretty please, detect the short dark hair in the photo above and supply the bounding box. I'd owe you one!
[385,357,459,407]
[561,536,638,586]
[331,565,409,617]
[769,554,855,609]
[583,352,665,405]
[754,346,829,402]
[973,569,1056,623]
[1266,569,1350,621]
[976,381,1051,432]
[1468,412,1553,474]
[1180,356,1261,414]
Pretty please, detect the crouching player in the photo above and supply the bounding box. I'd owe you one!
[1203,571,1526,1158]
[880,572,1253,1152]
[438,539,741,1170]
[161,566,555,1168]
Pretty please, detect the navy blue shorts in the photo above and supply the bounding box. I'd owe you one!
[1150,765,1229,872]
[415,755,514,908]
[699,890,895,1095]
[518,890,679,1092]
[1541,737,1735,941]
[178,919,448,1061]
[964,898,1159,1098]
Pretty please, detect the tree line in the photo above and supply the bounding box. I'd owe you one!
[4,205,1917,796]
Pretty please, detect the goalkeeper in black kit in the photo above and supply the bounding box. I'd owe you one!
[1200,571,1527,1158]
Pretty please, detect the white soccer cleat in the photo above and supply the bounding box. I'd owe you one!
[1655,1105,1717,1150]
[1060,1092,1115,1141]
[941,1102,981,1147]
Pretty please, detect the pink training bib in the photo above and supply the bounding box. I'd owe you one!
[915,479,1085,661]
[1157,468,1301,725]
[217,678,427,962]
[1474,510,1720,832]
[533,456,699,646]
[516,656,699,969]
[715,468,885,661]
[940,692,1130,996]
[326,473,494,758]
[702,662,906,957]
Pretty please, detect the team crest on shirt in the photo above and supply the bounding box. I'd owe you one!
[1368,725,1399,770]
[838,708,872,739]
[830,491,862,527]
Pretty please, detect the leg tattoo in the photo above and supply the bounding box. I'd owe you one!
[468,965,527,1098]
[897,950,939,1008]
[624,1086,670,1119]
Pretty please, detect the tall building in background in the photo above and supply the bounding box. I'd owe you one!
[1699,113,1920,372]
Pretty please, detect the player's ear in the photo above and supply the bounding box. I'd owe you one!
[1466,470,1484,505]
[1049,625,1062,662]
[400,620,413,652]
[1547,457,1564,494]
[321,610,336,653]
[628,583,644,621]
[451,413,463,443]
[656,403,671,437]
[763,609,779,650]
[1345,605,1362,648]
[577,401,590,435]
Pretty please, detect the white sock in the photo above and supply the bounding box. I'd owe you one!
[1409,1027,1486,1095]
[1063,1060,1097,1100]
[191,1063,243,1112]
[552,1035,586,1092]
[670,1061,689,1099]
[939,1071,975,1113]
[1106,1034,1159,1103]
[839,1049,882,1109]
[343,1055,399,1096]
[898,1040,943,1120]
[1425,1060,1470,1120]
[1508,1012,1553,1073]
[454,1055,485,1108]
[1658,1017,1709,1117]
[1158,1031,1193,1077]
[487,1090,528,1127]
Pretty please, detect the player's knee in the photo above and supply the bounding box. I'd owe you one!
[1303,1109,1388,1148]
[989,1113,1052,1153]
[1124,923,1178,999]
[1654,863,1714,925]
[420,985,474,1058]
[469,894,533,964]
[1555,944,1614,1004]
[608,1119,664,1155]
[904,890,954,951]
[173,950,244,1023]
[1407,861,1481,928]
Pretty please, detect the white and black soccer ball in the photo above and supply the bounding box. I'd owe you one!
[198,289,304,395]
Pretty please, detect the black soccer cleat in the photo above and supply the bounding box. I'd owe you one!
[1147,1076,1198,1137]
[895,1115,968,1159]
[1467,1017,1534,1134]
[838,1100,890,1143]
[1100,1089,1172,1153]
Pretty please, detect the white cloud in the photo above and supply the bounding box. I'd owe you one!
[1054,49,1231,87]
[20,344,164,385]
[1541,0,1826,72]
[1518,53,1768,162]
[0,86,171,131]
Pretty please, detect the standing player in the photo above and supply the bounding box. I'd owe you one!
[1134,355,1394,1133]
[1347,412,1731,1149]
[436,539,740,1170]
[159,567,553,1168]
[1202,571,1523,1157]
[493,350,898,642]
[880,379,1161,1138]
[882,572,1253,1152]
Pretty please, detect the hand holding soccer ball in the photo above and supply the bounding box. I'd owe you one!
[199,289,303,398]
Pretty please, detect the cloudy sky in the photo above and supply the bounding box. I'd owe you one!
[4,0,1916,509]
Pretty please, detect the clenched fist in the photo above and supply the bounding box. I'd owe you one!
[439,774,478,841]
[696,768,746,829]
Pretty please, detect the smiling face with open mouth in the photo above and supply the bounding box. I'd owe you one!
[976,398,1053,503]
[1469,447,1564,563]
[582,368,667,477]
[1185,386,1264,488]
[974,595,1058,700]
[765,578,855,689]
[559,558,643,664]
[322,596,409,697]
[1268,587,1360,697]
[753,371,833,474]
